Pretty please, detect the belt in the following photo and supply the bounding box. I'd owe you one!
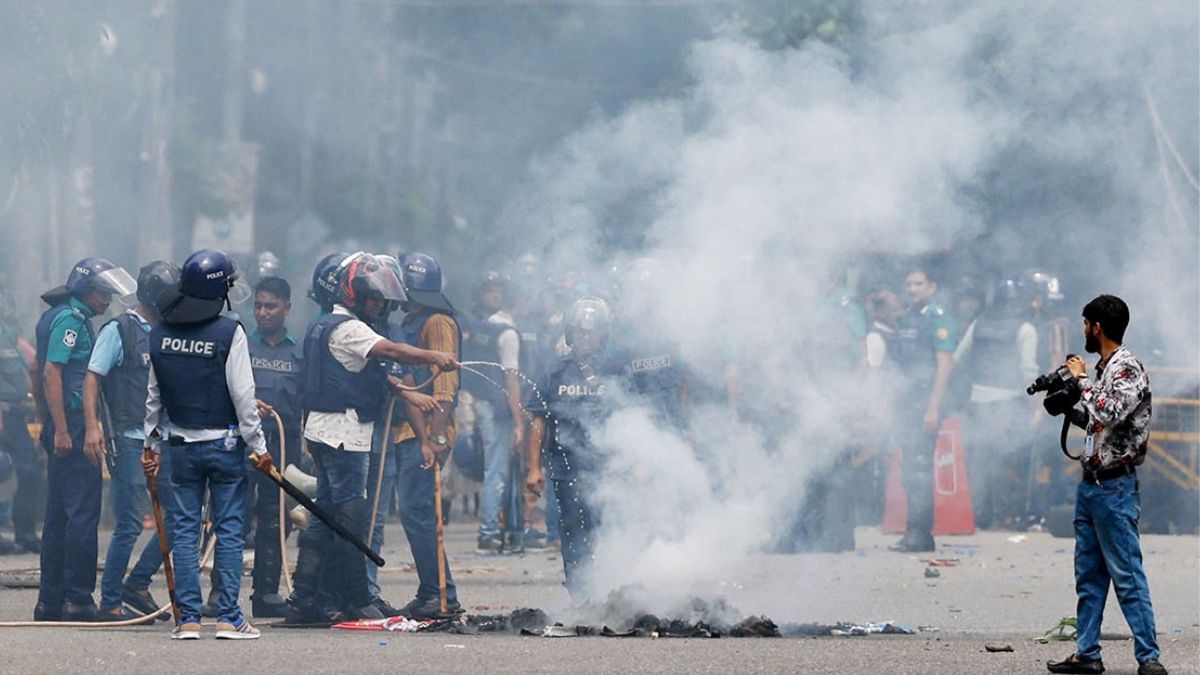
[1082,463,1135,485]
[168,436,188,446]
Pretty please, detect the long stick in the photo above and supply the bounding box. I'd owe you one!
[367,395,396,549]
[252,461,385,567]
[148,471,180,625]
[434,460,447,615]
[269,410,293,594]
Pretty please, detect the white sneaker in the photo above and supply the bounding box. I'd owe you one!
[215,617,261,640]
[170,621,202,640]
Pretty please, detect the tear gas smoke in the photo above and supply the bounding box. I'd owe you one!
[498,0,1198,622]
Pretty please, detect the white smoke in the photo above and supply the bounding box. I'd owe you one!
[501,0,1198,621]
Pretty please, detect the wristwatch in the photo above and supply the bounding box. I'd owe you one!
[431,434,449,447]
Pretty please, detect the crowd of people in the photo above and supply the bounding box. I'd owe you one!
[0,250,1112,628]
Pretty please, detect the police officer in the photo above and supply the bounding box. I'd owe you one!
[285,252,457,624]
[0,281,42,555]
[142,249,272,640]
[462,272,526,553]
[888,265,956,553]
[83,260,179,621]
[525,297,629,595]
[32,257,138,621]
[954,275,1041,528]
[245,276,303,617]
[389,252,464,618]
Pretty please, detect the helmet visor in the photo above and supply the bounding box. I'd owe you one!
[376,255,410,305]
[92,268,139,300]
[355,255,406,303]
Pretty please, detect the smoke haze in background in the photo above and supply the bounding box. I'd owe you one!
[496,0,1198,620]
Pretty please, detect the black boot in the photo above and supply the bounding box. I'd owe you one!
[284,527,331,625]
[252,523,287,617]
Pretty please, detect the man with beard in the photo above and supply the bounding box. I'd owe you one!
[1047,295,1165,675]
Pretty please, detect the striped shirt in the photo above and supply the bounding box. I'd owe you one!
[393,313,459,445]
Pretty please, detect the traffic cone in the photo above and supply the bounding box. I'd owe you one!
[932,416,975,535]
[880,417,976,535]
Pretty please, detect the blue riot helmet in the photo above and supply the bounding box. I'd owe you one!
[307,251,348,312]
[565,296,612,357]
[136,260,181,319]
[992,275,1030,317]
[158,249,238,324]
[399,252,455,314]
[254,251,281,282]
[63,257,138,306]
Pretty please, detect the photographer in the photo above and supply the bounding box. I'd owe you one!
[1046,295,1165,675]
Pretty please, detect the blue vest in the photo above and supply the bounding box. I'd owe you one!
[398,310,459,405]
[460,312,514,407]
[0,322,29,405]
[101,313,152,431]
[149,317,239,430]
[891,305,939,389]
[249,333,303,428]
[35,304,93,416]
[303,314,386,422]
[541,352,627,481]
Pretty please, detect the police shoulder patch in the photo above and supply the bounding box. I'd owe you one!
[63,329,78,348]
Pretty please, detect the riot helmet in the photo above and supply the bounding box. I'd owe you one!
[399,253,454,313]
[158,249,238,324]
[64,257,138,307]
[136,260,181,317]
[308,251,348,312]
[565,296,612,357]
[254,251,281,281]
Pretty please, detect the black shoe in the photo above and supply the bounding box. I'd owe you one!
[476,534,502,554]
[1138,659,1168,675]
[342,603,384,620]
[33,601,62,622]
[96,606,140,622]
[398,597,463,620]
[62,602,99,622]
[284,597,332,625]
[14,533,41,554]
[502,531,525,554]
[251,592,289,618]
[522,528,548,550]
[371,597,404,618]
[1047,654,1105,674]
[121,584,163,618]
[888,534,935,553]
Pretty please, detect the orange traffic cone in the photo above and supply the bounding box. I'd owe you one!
[881,417,976,536]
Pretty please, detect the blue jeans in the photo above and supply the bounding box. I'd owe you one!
[367,440,399,600]
[1074,472,1160,663]
[100,437,167,609]
[167,439,248,624]
[396,438,457,604]
[38,412,102,607]
[476,401,521,538]
[551,475,598,596]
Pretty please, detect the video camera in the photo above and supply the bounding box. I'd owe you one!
[1027,354,1082,416]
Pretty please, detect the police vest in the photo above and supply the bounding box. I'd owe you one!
[34,303,93,415]
[619,337,684,427]
[250,335,302,427]
[968,315,1026,392]
[890,305,939,386]
[460,313,516,407]
[100,313,151,432]
[0,322,29,405]
[149,316,239,430]
[541,354,626,480]
[398,310,459,406]
[303,314,387,422]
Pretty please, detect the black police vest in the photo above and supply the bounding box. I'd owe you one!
[460,313,514,405]
[399,310,459,405]
[249,334,303,426]
[0,323,29,405]
[968,315,1026,391]
[542,354,626,480]
[890,305,938,387]
[149,316,239,430]
[100,313,152,431]
[35,303,93,413]
[303,314,387,422]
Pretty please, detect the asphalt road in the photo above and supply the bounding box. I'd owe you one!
[0,523,1196,674]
